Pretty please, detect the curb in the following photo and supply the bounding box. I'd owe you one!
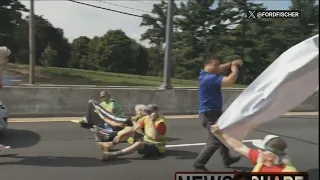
[7,112,319,123]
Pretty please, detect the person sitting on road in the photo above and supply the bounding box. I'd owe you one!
[97,104,167,160]
[211,125,298,172]
[75,90,125,125]
[118,104,148,144]
[94,104,148,143]
[99,90,124,117]
[131,104,148,123]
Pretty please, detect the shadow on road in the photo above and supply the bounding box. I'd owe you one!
[0,129,41,149]
[0,149,197,167]
[0,154,132,167]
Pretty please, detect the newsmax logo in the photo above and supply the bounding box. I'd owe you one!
[175,172,309,180]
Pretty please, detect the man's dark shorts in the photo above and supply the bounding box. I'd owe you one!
[133,132,163,157]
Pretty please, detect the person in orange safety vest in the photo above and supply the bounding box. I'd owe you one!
[211,125,298,172]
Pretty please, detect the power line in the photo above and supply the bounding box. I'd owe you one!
[67,0,157,21]
[96,0,152,14]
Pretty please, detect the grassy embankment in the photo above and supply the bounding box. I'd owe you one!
[6,63,247,87]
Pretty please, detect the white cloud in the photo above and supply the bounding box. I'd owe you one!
[19,0,157,47]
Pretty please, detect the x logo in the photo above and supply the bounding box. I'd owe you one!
[248,11,255,18]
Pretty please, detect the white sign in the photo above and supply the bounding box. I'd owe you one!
[216,34,319,141]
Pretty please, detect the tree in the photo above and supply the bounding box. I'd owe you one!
[40,43,58,67]
[13,15,71,67]
[90,30,149,75]
[69,36,91,69]
[216,0,273,84]
[140,0,178,76]
[87,36,101,70]
[0,0,27,56]
[174,0,220,79]
[146,46,163,76]
[140,0,167,48]
[129,41,149,75]
[285,0,319,43]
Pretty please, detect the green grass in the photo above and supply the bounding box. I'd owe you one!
[6,63,247,88]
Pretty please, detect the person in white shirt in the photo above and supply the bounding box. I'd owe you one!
[0,46,11,152]
[0,46,11,88]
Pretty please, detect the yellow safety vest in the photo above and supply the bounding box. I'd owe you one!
[143,117,167,153]
[126,115,147,144]
[100,99,124,117]
[131,115,147,123]
[252,163,298,172]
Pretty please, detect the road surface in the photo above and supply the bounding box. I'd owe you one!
[0,116,318,180]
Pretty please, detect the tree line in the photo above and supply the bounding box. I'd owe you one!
[0,0,318,84]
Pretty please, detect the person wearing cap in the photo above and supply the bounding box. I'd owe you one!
[97,104,167,160]
[99,90,124,117]
[211,125,298,172]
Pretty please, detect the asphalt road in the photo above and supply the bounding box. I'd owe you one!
[0,116,318,180]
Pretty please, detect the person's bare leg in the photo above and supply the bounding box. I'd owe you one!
[101,142,144,160]
[117,142,144,154]
[97,133,135,152]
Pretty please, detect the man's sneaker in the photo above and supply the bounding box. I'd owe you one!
[192,166,210,172]
[224,156,242,167]
[0,145,11,152]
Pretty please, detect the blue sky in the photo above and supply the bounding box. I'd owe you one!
[18,0,307,47]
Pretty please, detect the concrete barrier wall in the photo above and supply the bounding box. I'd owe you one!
[0,87,318,118]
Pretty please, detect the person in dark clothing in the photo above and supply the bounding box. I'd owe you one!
[193,55,243,172]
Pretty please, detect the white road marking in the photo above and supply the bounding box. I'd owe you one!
[165,139,258,148]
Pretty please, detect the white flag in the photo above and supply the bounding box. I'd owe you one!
[216,34,319,141]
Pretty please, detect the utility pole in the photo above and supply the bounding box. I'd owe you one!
[160,0,174,89]
[29,0,35,84]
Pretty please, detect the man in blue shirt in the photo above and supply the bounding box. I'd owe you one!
[193,55,243,172]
